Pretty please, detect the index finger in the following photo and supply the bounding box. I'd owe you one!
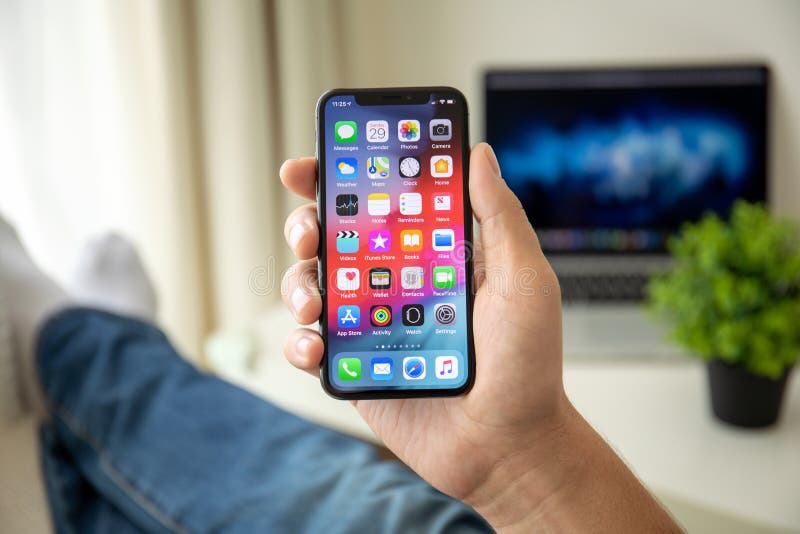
[280,158,317,201]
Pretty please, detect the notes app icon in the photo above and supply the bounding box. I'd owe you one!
[368,193,390,216]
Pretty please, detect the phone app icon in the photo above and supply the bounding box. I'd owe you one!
[366,120,389,143]
[370,357,393,380]
[399,193,422,215]
[334,121,358,143]
[401,267,424,289]
[399,156,421,178]
[336,268,360,291]
[433,265,456,289]
[429,119,452,141]
[370,305,392,327]
[432,229,455,251]
[369,268,391,289]
[368,230,391,252]
[430,155,453,178]
[335,194,358,216]
[335,157,358,180]
[433,193,451,211]
[434,303,456,325]
[367,156,390,180]
[403,357,426,380]
[397,120,421,142]
[336,230,359,253]
[435,356,459,379]
[402,304,424,326]
[400,229,423,252]
[367,193,390,215]
[337,305,360,328]
[338,358,361,381]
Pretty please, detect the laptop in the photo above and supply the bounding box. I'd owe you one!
[484,66,769,358]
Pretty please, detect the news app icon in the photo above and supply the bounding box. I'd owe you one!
[433,193,451,211]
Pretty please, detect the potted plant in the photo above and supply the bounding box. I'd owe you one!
[648,201,800,428]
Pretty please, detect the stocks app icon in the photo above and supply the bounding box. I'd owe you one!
[335,194,358,216]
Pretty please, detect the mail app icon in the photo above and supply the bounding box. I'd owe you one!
[370,357,393,380]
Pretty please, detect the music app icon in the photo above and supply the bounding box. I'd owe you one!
[435,356,458,380]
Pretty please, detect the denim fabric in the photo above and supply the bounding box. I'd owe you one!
[36,308,491,533]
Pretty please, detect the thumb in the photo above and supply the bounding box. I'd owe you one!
[469,143,544,268]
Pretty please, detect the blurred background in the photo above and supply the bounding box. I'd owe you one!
[1,0,799,532]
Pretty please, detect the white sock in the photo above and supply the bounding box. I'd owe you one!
[69,233,158,322]
[0,215,70,421]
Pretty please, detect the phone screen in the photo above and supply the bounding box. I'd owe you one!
[317,88,474,398]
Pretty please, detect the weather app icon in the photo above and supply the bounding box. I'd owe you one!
[337,305,360,328]
[335,157,358,180]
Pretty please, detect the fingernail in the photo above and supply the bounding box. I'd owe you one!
[288,224,305,249]
[291,286,311,314]
[484,143,501,177]
[296,335,312,354]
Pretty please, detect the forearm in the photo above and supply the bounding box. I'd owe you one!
[466,401,682,533]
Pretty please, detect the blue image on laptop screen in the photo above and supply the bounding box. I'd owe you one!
[485,67,768,253]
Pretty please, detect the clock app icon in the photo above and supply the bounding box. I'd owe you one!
[399,156,421,178]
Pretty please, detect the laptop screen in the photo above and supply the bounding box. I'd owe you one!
[485,66,768,254]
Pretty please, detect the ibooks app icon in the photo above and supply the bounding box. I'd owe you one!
[400,230,423,252]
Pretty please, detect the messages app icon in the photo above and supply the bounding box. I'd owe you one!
[335,121,357,143]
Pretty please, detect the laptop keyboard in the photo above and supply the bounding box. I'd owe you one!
[558,273,650,302]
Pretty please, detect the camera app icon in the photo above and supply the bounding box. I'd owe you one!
[429,119,452,141]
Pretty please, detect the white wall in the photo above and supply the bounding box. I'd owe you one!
[334,0,800,216]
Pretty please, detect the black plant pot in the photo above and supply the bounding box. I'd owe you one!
[707,360,792,428]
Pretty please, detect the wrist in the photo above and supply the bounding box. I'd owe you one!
[463,397,588,531]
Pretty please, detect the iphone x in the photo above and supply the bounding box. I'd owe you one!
[315,87,475,399]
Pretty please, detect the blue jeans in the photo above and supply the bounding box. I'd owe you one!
[36,308,490,533]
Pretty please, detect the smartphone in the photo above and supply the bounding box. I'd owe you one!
[315,87,475,399]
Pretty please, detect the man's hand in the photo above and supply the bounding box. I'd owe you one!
[279,143,680,532]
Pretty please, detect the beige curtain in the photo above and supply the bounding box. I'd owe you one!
[0,0,343,357]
